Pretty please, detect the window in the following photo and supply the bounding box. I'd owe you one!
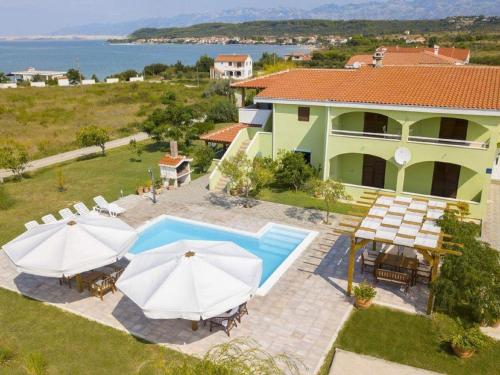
[298,107,310,122]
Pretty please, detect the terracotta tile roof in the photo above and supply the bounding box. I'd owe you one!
[200,123,249,144]
[346,51,463,67]
[215,54,250,63]
[158,154,189,167]
[383,46,470,62]
[246,67,499,111]
[231,70,292,89]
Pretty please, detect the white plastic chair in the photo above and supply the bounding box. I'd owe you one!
[93,196,126,217]
[24,220,40,230]
[59,208,76,220]
[73,202,99,216]
[41,214,58,224]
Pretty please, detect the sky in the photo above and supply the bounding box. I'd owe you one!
[0,0,335,35]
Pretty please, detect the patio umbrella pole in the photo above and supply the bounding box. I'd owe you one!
[191,321,199,331]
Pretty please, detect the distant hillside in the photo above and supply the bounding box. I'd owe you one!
[53,0,500,36]
[129,17,500,40]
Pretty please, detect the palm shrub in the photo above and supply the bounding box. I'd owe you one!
[432,212,500,325]
[138,338,302,375]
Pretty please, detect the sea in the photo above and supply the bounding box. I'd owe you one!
[0,40,309,79]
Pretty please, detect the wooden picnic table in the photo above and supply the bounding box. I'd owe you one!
[76,271,105,293]
[375,253,418,285]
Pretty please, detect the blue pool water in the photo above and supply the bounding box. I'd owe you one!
[129,217,309,285]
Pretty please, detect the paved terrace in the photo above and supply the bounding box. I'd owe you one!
[0,176,428,374]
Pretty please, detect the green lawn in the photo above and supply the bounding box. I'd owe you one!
[319,306,500,375]
[256,186,361,216]
[0,140,204,245]
[0,288,188,374]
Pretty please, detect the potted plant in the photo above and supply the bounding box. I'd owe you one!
[353,281,377,309]
[449,327,489,358]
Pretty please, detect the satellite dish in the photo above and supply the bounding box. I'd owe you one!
[352,62,361,69]
[394,147,411,166]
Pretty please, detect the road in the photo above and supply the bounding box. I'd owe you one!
[0,132,149,180]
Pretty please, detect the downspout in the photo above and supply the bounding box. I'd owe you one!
[322,106,331,180]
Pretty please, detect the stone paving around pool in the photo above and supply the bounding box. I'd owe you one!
[0,175,429,374]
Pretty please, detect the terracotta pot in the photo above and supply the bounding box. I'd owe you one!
[451,344,475,359]
[136,187,144,195]
[355,297,373,309]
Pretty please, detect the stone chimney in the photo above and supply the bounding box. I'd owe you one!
[433,44,440,55]
[372,51,384,68]
[170,140,178,157]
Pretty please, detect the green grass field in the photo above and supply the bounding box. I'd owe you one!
[0,288,186,374]
[0,140,189,245]
[0,81,211,159]
[256,185,360,216]
[318,306,500,375]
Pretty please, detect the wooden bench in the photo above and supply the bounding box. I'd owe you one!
[375,269,410,293]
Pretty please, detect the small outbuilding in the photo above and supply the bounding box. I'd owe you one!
[158,141,193,188]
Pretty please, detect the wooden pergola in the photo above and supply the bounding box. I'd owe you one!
[335,191,463,314]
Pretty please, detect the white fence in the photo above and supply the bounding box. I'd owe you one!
[106,78,119,84]
[30,82,46,88]
[0,83,17,89]
[81,79,96,85]
[129,76,144,82]
[58,79,70,87]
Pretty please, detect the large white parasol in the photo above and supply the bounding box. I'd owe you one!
[2,215,137,277]
[116,240,263,320]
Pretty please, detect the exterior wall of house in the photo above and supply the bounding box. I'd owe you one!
[269,103,500,219]
[213,57,253,80]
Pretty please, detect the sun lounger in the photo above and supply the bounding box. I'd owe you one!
[24,220,40,230]
[93,196,126,217]
[73,202,99,216]
[41,214,58,224]
[58,208,76,220]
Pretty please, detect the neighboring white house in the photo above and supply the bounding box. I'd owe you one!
[0,83,17,89]
[30,81,46,88]
[57,78,70,87]
[129,76,144,82]
[106,78,119,84]
[81,79,96,85]
[211,54,252,80]
[8,67,66,81]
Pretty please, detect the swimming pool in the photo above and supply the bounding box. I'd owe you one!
[129,215,318,295]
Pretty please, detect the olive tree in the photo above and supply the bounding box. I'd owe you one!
[76,126,110,155]
[0,141,30,179]
[308,178,350,224]
[275,150,315,191]
[433,212,500,325]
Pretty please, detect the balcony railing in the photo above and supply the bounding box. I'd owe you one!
[239,105,272,126]
[331,129,402,140]
[408,136,489,150]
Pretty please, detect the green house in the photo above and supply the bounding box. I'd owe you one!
[210,66,500,219]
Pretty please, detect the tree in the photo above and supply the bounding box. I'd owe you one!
[128,139,143,162]
[160,90,177,105]
[91,74,99,83]
[203,79,234,98]
[308,178,350,224]
[275,150,315,191]
[219,152,273,206]
[140,104,199,146]
[206,100,237,123]
[76,126,110,155]
[0,72,9,83]
[31,74,44,82]
[66,69,84,84]
[0,141,30,179]
[427,36,439,47]
[195,54,214,72]
[192,144,215,173]
[144,63,169,76]
[433,212,500,325]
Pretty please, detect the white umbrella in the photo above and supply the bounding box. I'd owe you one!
[116,240,263,320]
[2,215,137,277]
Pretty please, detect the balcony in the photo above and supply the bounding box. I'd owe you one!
[407,136,489,150]
[331,129,401,141]
[238,105,272,126]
